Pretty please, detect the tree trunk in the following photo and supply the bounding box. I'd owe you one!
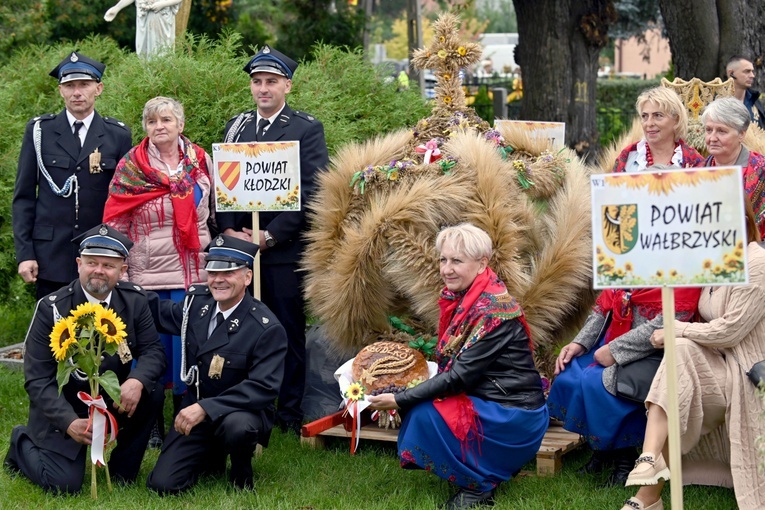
[513,0,611,157]
[658,0,719,80]
[659,0,764,90]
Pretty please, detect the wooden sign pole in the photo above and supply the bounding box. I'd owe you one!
[661,286,683,509]
[252,211,261,300]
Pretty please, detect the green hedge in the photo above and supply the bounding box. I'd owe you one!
[596,77,661,110]
[0,33,431,327]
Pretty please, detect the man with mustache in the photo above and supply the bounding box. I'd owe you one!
[4,224,166,493]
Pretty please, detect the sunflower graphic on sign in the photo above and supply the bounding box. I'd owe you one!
[602,204,638,254]
[218,161,241,190]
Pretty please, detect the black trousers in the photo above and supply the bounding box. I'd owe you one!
[35,279,68,300]
[5,384,163,494]
[261,263,306,424]
[146,410,263,494]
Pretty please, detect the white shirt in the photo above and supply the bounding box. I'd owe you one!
[256,104,286,136]
[65,110,95,147]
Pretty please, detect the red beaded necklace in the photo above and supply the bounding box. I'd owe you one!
[645,142,678,167]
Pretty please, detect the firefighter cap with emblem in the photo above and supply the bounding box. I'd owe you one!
[50,52,106,84]
[73,224,133,259]
[243,45,298,79]
[204,235,259,271]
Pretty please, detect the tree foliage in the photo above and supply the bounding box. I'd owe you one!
[46,0,135,50]
[276,0,366,62]
[0,0,49,64]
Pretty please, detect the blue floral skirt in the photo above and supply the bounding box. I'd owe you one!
[547,342,646,450]
[397,397,548,491]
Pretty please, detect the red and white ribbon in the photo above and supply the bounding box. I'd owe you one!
[77,392,118,466]
[415,140,442,164]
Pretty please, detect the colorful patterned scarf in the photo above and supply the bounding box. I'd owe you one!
[434,267,530,463]
[708,149,765,239]
[437,267,529,373]
[103,135,208,288]
[594,287,701,342]
[612,138,704,173]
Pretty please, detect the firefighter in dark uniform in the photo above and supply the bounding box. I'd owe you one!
[13,52,133,299]
[218,45,329,434]
[4,224,166,494]
[146,235,288,493]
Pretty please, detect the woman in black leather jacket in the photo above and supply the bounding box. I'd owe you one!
[368,223,548,510]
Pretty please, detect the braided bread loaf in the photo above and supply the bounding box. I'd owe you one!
[351,341,429,395]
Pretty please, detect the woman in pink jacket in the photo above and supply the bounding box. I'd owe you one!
[104,96,213,443]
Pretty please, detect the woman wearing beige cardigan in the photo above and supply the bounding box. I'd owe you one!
[621,202,765,510]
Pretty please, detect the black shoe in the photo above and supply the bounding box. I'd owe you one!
[444,487,496,510]
[578,450,612,475]
[148,421,164,450]
[603,448,639,487]
[230,456,254,491]
[276,418,302,436]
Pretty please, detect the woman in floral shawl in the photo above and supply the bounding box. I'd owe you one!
[368,223,547,510]
[612,86,704,173]
[103,96,213,444]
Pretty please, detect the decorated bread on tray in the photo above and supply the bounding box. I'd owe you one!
[351,341,429,395]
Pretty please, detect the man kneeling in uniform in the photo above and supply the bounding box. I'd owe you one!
[4,224,166,494]
[146,235,287,493]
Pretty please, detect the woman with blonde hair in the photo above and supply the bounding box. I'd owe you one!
[368,223,548,510]
[613,86,705,172]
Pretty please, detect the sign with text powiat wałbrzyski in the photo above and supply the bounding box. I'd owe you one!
[591,166,747,289]
[212,141,301,212]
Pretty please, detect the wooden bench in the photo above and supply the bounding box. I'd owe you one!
[300,413,584,476]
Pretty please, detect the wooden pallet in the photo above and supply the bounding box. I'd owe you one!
[534,424,584,476]
[300,413,584,476]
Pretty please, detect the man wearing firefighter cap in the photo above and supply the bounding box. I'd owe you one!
[4,224,165,493]
[147,235,287,493]
[218,44,329,435]
[12,51,132,300]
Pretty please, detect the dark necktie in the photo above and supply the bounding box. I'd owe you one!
[73,120,84,150]
[257,118,270,140]
[99,301,108,309]
[209,312,225,339]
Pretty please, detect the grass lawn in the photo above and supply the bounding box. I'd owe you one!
[0,366,738,510]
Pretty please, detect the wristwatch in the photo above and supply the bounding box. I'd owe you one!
[263,230,277,248]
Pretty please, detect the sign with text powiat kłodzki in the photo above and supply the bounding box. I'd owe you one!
[212,141,301,212]
[591,166,747,289]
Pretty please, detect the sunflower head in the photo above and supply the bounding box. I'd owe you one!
[95,307,128,344]
[344,382,366,401]
[50,317,78,361]
[71,301,97,324]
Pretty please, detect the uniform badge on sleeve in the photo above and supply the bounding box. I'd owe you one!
[209,354,225,379]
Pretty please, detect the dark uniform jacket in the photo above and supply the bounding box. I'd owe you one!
[744,89,765,130]
[149,285,288,445]
[218,103,329,265]
[395,320,546,411]
[23,280,165,460]
[12,110,133,282]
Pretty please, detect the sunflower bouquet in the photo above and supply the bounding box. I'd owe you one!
[49,302,128,498]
